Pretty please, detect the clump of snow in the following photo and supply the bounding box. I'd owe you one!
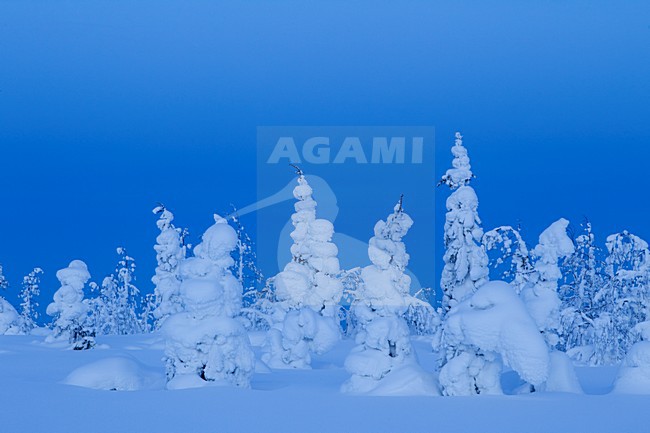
[64,355,165,391]
[46,260,95,349]
[263,174,342,369]
[163,215,254,389]
[439,281,549,395]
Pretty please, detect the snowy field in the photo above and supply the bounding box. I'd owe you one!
[0,333,646,433]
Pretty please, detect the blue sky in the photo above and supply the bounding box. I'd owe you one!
[0,1,648,316]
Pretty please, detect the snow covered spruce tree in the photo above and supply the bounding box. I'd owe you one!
[438,132,489,313]
[163,215,254,389]
[437,132,493,395]
[19,267,43,333]
[521,218,575,349]
[46,260,95,350]
[262,170,343,369]
[343,197,435,395]
[152,205,186,329]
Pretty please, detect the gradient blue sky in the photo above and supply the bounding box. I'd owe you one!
[0,1,648,316]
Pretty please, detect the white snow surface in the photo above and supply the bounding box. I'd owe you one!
[0,333,646,433]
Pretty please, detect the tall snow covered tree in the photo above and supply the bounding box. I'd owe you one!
[46,260,95,350]
[19,267,43,333]
[163,215,254,389]
[262,171,343,369]
[152,205,186,329]
[439,132,489,313]
[521,218,575,349]
[343,197,433,394]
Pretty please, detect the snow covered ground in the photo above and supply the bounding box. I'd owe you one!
[0,333,646,433]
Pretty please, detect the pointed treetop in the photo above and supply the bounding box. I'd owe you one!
[395,194,404,214]
[439,132,474,190]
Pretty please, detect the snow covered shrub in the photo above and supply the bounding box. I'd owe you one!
[521,218,575,348]
[262,172,343,369]
[152,205,186,329]
[438,132,489,313]
[439,281,549,396]
[46,260,95,350]
[614,321,650,394]
[19,267,43,333]
[163,215,254,389]
[343,199,434,395]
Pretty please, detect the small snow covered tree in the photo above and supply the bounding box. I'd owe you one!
[343,197,434,395]
[521,218,575,349]
[594,231,650,364]
[262,171,343,369]
[163,215,254,389]
[0,264,7,291]
[614,321,650,393]
[91,249,142,335]
[152,205,186,329]
[438,132,489,313]
[46,260,95,350]
[19,267,43,333]
[483,225,533,293]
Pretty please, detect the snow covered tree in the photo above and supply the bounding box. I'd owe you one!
[19,267,43,333]
[438,281,549,396]
[46,260,95,350]
[163,215,254,389]
[594,231,650,364]
[152,205,186,329]
[91,248,142,335]
[438,132,489,313]
[558,221,607,358]
[483,225,533,293]
[0,264,7,291]
[262,171,343,369]
[343,197,434,394]
[521,218,575,349]
[437,132,491,394]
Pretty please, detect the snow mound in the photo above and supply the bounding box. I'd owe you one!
[614,339,650,394]
[541,351,583,393]
[443,281,550,387]
[63,356,165,391]
[343,359,438,396]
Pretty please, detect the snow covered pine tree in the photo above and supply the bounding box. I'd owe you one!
[163,215,254,389]
[343,197,435,395]
[19,267,43,333]
[262,169,343,369]
[46,260,95,350]
[152,204,186,329]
